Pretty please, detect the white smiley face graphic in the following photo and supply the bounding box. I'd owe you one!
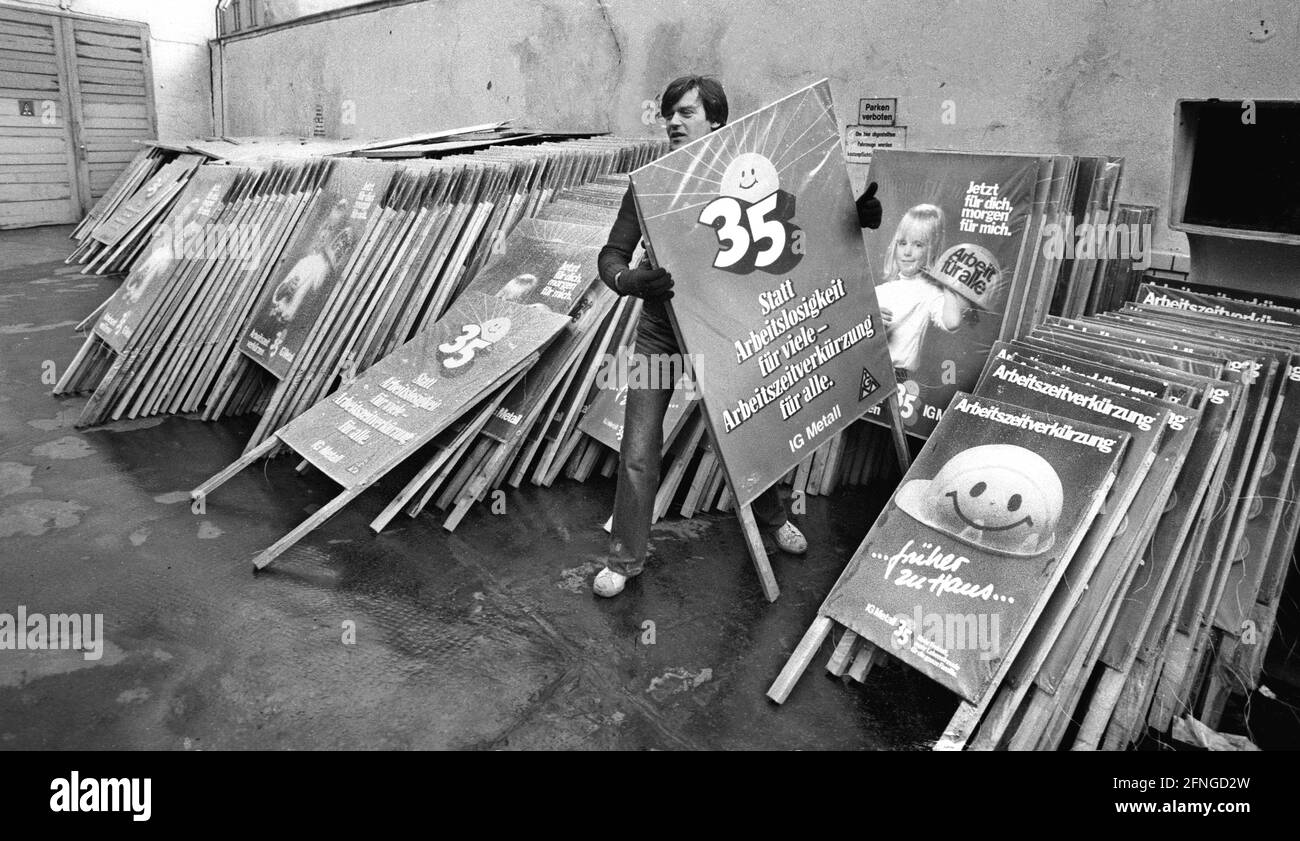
[720,152,780,204]
[895,444,1063,556]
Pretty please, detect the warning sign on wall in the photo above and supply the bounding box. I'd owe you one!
[844,125,907,168]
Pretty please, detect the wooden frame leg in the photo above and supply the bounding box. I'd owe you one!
[767,615,832,704]
[53,333,97,394]
[191,435,279,501]
[846,643,885,683]
[252,487,362,570]
[885,393,912,472]
[826,629,860,676]
[1071,666,1127,751]
[737,503,780,602]
[935,701,985,751]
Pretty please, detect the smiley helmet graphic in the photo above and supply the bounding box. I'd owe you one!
[720,152,780,204]
[895,444,1063,556]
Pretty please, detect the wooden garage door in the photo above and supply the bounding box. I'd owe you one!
[0,4,78,227]
[66,15,156,201]
[0,5,156,229]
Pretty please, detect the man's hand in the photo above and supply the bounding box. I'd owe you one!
[617,266,674,301]
[856,181,882,229]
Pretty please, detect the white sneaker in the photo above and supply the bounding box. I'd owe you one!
[773,521,808,555]
[593,567,629,597]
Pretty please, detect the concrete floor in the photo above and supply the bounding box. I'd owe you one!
[0,224,959,750]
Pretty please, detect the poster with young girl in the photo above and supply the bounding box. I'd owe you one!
[863,150,1039,439]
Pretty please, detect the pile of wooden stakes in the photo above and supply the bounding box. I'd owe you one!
[767,280,1300,751]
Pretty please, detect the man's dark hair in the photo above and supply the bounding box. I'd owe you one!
[660,75,728,126]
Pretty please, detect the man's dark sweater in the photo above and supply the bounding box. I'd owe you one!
[596,186,678,356]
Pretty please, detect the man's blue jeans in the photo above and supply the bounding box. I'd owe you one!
[606,313,787,577]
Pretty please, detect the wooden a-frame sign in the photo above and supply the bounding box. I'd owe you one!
[628,79,907,601]
[191,292,570,569]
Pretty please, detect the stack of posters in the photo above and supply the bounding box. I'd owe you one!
[772,278,1299,752]
[858,149,1132,442]
[57,137,666,442]
[55,160,332,424]
[65,148,209,276]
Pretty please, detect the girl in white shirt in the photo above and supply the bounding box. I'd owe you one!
[876,203,971,377]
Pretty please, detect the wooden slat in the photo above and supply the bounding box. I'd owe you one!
[0,123,66,135]
[0,5,59,27]
[0,135,64,153]
[83,140,144,153]
[87,160,139,173]
[0,165,71,182]
[82,92,150,104]
[0,114,61,128]
[0,152,66,166]
[81,101,147,119]
[78,81,145,97]
[2,176,71,188]
[83,116,150,130]
[0,86,61,100]
[56,14,90,219]
[0,46,55,67]
[73,30,142,51]
[0,34,55,56]
[0,197,75,224]
[80,123,148,134]
[71,18,146,39]
[0,182,70,201]
[77,64,144,84]
[0,20,55,40]
[0,55,57,75]
[0,150,62,164]
[77,55,145,72]
[0,70,58,90]
[137,22,155,136]
[86,150,136,164]
[81,126,149,137]
[74,44,142,64]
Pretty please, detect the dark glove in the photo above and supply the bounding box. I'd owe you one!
[856,181,882,229]
[616,265,674,301]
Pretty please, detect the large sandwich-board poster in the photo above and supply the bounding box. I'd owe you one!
[629,79,896,507]
[863,150,1039,439]
[820,392,1126,703]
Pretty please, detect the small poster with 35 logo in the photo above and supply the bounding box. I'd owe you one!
[277,292,570,489]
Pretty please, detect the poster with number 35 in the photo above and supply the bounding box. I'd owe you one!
[630,79,896,507]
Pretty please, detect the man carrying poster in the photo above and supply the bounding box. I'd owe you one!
[592,75,884,598]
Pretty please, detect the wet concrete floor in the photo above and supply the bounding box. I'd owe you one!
[0,224,959,750]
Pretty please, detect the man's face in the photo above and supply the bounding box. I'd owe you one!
[665,87,715,150]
